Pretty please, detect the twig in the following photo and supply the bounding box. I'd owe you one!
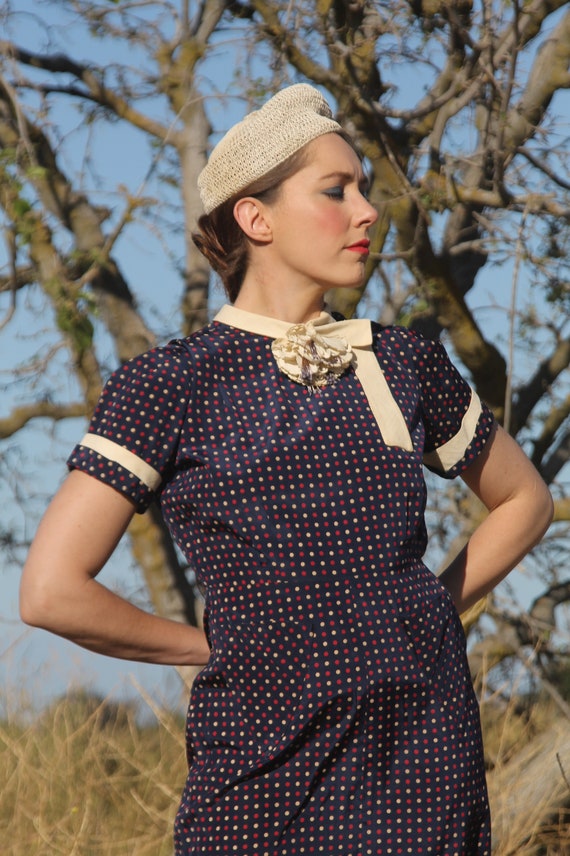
[557,753,570,794]
[504,204,529,433]
[0,227,18,332]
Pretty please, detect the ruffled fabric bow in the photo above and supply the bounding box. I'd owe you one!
[214,304,414,451]
[271,322,353,391]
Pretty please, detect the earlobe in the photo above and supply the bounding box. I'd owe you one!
[233,198,273,243]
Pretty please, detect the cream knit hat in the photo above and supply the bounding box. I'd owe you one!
[198,84,342,214]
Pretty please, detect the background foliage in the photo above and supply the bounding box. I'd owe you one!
[1,0,569,850]
[0,687,567,854]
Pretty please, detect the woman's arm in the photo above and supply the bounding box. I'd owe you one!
[439,424,554,614]
[20,469,210,666]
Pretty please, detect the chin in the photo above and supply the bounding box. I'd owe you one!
[339,277,366,290]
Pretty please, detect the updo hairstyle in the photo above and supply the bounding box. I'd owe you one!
[192,147,308,303]
[193,129,359,302]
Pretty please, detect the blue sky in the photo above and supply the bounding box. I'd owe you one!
[1,1,569,714]
[0,0,279,714]
[0,1,216,713]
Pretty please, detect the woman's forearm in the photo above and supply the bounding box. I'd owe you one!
[20,470,210,667]
[21,574,210,665]
[439,485,553,613]
[439,425,553,614]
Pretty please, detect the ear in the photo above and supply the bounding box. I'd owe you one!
[233,197,273,243]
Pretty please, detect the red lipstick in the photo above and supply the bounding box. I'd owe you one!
[346,239,370,255]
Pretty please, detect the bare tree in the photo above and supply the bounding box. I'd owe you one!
[1,1,569,847]
[0,0,228,626]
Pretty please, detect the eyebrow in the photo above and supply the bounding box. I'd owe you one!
[318,170,370,190]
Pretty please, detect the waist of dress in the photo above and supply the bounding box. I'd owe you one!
[203,558,450,625]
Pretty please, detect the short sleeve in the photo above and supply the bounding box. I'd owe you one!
[417,337,496,479]
[67,342,193,512]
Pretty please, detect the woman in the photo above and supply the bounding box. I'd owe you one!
[21,85,553,855]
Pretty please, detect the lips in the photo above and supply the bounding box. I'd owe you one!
[346,239,370,255]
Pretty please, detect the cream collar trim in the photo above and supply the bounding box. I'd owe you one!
[214,304,371,344]
[214,304,413,451]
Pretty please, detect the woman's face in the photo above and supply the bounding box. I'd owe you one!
[262,133,378,292]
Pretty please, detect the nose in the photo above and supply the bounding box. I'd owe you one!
[356,195,378,227]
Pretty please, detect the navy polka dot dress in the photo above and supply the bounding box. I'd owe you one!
[68,305,495,855]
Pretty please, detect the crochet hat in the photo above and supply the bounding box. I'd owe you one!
[198,84,342,214]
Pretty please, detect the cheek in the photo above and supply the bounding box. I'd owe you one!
[311,208,346,235]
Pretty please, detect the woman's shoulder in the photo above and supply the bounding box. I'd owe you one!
[113,320,226,378]
[371,322,444,365]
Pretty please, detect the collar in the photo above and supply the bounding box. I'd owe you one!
[215,303,373,346]
[214,304,413,451]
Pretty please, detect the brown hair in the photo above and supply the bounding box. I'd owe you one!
[192,130,358,302]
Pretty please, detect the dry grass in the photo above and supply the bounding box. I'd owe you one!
[481,694,570,855]
[1,683,569,854]
[0,688,187,855]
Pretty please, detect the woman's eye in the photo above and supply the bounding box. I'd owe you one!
[324,186,345,200]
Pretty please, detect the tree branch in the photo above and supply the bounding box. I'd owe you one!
[0,41,174,143]
[0,265,35,293]
[503,8,570,159]
[528,579,570,640]
[0,401,88,439]
[515,337,570,430]
[553,496,570,522]
[517,146,570,192]
[542,428,570,485]
[530,395,570,469]
[248,0,340,88]
[468,578,570,680]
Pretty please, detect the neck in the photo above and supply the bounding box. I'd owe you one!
[233,274,327,325]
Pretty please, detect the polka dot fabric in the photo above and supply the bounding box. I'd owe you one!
[68,316,496,855]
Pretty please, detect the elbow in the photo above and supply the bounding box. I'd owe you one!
[19,583,48,629]
[541,483,555,534]
[532,480,554,544]
[19,569,60,630]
